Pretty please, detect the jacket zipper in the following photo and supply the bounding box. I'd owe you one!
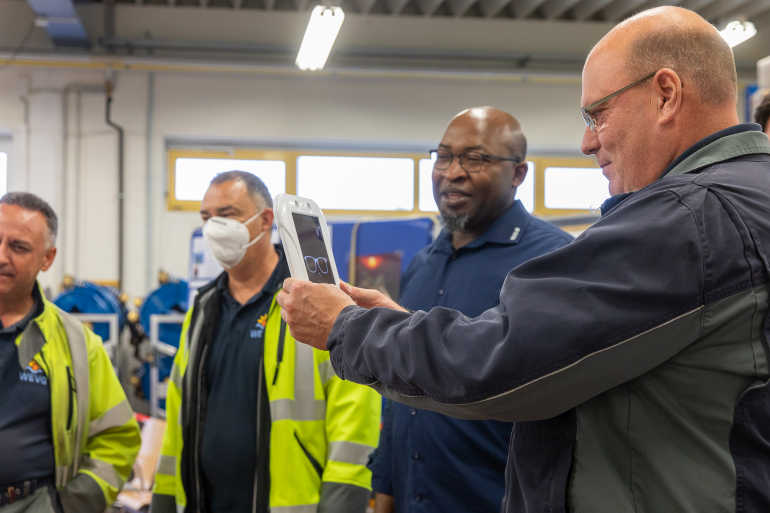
[65,366,74,431]
[253,361,268,513]
[194,343,209,511]
[271,320,287,386]
[294,430,323,479]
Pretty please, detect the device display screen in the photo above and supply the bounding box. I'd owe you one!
[293,213,336,284]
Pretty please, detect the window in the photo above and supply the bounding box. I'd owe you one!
[418,159,535,213]
[167,148,601,220]
[173,157,285,202]
[418,158,437,212]
[297,156,413,211]
[544,167,609,210]
[0,152,6,197]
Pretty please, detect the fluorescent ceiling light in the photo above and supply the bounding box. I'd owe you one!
[719,20,757,48]
[296,5,345,71]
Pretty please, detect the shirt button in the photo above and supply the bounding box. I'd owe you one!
[412,451,421,460]
[438,289,444,296]
[410,409,417,416]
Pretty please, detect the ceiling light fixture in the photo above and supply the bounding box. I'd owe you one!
[719,20,757,48]
[295,5,345,71]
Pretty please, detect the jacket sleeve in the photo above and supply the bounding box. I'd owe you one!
[328,189,717,422]
[151,308,194,512]
[317,351,381,513]
[59,329,141,513]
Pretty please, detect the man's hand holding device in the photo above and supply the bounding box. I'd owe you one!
[274,193,346,348]
[275,194,406,349]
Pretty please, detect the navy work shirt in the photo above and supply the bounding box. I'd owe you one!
[0,287,53,484]
[201,247,289,512]
[370,201,572,513]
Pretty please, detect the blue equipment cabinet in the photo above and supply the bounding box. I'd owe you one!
[139,279,189,411]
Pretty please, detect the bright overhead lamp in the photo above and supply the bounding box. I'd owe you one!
[719,20,757,48]
[295,5,345,71]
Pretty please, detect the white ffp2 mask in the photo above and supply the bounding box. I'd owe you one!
[202,210,265,270]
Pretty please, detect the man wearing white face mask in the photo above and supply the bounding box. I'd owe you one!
[151,171,381,513]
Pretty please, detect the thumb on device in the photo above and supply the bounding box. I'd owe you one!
[340,281,405,311]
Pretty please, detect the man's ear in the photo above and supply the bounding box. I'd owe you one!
[261,208,275,231]
[40,246,57,272]
[654,68,683,124]
[512,162,528,188]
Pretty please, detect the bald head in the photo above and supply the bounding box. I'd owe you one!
[450,106,527,161]
[581,7,740,195]
[595,7,736,106]
[434,106,530,246]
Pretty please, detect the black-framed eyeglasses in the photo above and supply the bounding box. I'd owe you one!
[428,149,521,174]
[580,71,657,132]
[304,256,329,274]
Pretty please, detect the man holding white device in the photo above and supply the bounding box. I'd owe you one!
[277,7,770,513]
[152,171,381,513]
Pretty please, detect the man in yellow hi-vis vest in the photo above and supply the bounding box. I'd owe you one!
[0,192,140,513]
[152,171,381,513]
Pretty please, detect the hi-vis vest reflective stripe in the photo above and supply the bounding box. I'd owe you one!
[153,286,380,512]
[16,297,140,513]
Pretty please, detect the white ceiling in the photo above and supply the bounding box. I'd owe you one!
[1,0,769,76]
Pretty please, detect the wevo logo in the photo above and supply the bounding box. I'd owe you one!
[19,360,48,386]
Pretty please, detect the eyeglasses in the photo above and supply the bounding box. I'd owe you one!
[304,256,329,275]
[580,71,656,132]
[429,149,521,175]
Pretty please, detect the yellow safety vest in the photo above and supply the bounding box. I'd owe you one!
[15,291,140,512]
[153,287,381,512]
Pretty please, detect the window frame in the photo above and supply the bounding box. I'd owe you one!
[0,136,10,197]
[529,155,602,217]
[167,148,602,218]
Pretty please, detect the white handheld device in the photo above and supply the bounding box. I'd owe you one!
[274,194,340,285]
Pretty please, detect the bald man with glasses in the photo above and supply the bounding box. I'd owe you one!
[367,106,571,513]
[278,7,770,513]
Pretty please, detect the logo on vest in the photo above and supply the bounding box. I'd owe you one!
[250,313,268,340]
[19,360,48,386]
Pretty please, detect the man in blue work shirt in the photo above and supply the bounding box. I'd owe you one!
[369,106,572,513]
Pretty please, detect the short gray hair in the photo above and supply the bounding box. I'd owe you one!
[210,170,273,208]
[0,192,58,246]
[628,26,736,105]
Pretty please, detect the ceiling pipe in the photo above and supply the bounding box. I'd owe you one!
[105,78,125,293]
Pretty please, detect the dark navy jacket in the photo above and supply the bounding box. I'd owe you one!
[370,201,571,513]
[328,126,770,513]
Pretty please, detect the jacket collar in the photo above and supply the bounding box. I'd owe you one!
[16,283,54,368]
[664,123,770,178]
[600,124,770,216]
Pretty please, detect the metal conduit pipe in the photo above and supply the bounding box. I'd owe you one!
[105,79,125,292]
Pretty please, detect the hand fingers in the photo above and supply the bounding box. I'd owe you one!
[341,282,368,300]
[282,277,296,293]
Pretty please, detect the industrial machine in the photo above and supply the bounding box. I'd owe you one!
[54,278,127,357]
[138,274,189,414]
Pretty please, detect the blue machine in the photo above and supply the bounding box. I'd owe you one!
[54,281,126,342]
[139,278,189,410]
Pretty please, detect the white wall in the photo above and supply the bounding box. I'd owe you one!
[0,62,593,300]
